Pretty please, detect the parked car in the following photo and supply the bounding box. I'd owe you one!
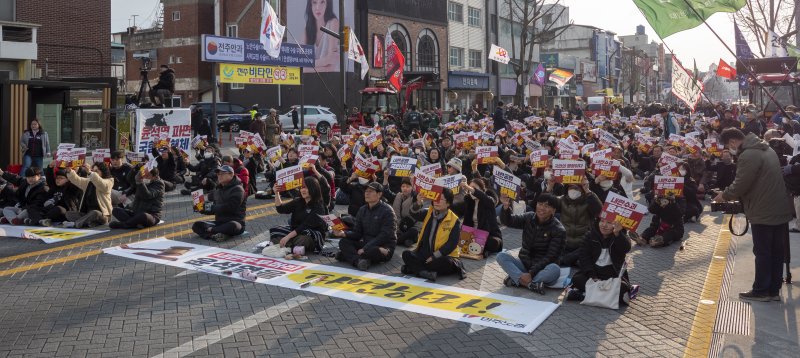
[278,105,337,134]
[191,102,251,132]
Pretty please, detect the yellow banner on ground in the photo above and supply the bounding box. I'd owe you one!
[219,64,300,85]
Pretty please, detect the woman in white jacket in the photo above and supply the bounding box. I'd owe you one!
[64,162,114,228]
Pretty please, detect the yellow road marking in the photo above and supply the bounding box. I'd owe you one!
[683,215,733,358]
[0,202,275,264]
[0,209,278,277]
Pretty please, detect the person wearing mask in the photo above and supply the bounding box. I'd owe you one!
[269,176,328,254]
[0,167,48,225]
[636,194,684,248]
[181,146,219,195]
[332,182,397,271]
[152,146,179,192]
[336,172,372,218]
[558,180,603,267]
[714,127,793,302]
[39,167,82,227]
[19,118,51,176]
[383,177,424,247]
[458,179,503,256]
[566,217,633,304]
[497,193,566,294]
[109,150,133,206]
[741,109,765,137]
[150,64,175,107]
[401,188,465,281]
[109,167,164,229]
[192,165,247,242]
[64,163,114,228]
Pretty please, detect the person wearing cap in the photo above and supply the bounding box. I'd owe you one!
[181,146,220,195]
[0,167,48,225]
[333,182,397,271]
[109,150,133,206]
[741,109,765,137]
[109,167,165,229]
[39,167,83,227]
[497,193,565,294]
[151,145,179,192]
[250,104,259,122]
[192,165,247,242]
[401,188,465,281]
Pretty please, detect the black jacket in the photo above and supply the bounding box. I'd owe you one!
[578,226,630,279]
[188,156,219,179]
[460,188,502,239]
[131,178,165,218]
[2,172,48,210]
[153,68,176,92]
[152,148,178,182]
[500,208,566,275]
[110,163,133,191]
[336,179,367,217]
[44,169,82,212]
[345,201,397,252]
[209,176,246,225]
[493,106,507,131]
[276,198,328,235]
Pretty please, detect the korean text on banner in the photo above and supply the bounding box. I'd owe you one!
[671,57,703,110]
[436,174,464,195]
[192,189,205,212]
[493,166,522,200]
[135,109,192,153]
[592,158,620,179]
[275,165,304,192]
[353,153,378,178]
[476,146,498,165]
[654,175,685,197]
[529,149,549,168]
[552,159,585,184]
[320,214,348,231]
[488,44,510,64]
[219,64,300,85]
[601,192,647,231]
[54,147,87,169]
[420,163,443,178]
[414,172,443,201]
[388,156,417,177]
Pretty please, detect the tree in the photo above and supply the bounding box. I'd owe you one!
[502,0,571,106]
[731,0,796,56]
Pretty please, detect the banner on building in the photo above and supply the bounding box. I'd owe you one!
[220,64,301,85]
[135,109,192,153]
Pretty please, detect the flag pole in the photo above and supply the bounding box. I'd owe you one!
[677,0,791,118]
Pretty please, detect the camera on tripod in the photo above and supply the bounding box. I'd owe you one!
[132,53,153,107]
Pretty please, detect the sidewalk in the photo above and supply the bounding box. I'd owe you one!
[712,228,800,357]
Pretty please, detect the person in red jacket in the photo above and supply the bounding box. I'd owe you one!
[222,156,250,196]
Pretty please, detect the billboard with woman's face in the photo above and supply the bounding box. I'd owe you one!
[286,0,355,73]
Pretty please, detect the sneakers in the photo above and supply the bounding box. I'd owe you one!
[108,221,126,229]
[39,219,52,227]
[211,233,230,242]
[356,259,370,271]
[739,290,772,302]
[10,218,23,225]
[566,288,585,301]
[503,276,519,287]
[61,221,75,228]
[418,270,437,282]
[528,281,545,295]
[629,284,640,300]
[0,217,8,224]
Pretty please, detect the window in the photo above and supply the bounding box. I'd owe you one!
[226,25,238,38]
[416,29,439,72]
[230,83,244,90]
[448,2,463,23]
[469,50,482,68]
[468,7,481,27]
[176,57,183,64]
[304,108,320,115]
[449,47,464,67]
[172,11,181,21]
[542,14,552,26]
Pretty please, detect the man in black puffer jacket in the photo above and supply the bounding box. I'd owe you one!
[110,167,165,229]
[497,193,566,294]
[182,146,219,195]
[192,165,246,242]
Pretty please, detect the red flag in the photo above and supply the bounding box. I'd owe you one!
[385,42,405,92]
[716,59,737,80]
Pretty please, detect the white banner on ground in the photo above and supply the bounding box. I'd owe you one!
[0,225,107,244]
[104,238,559,333]
[135,109,193,153]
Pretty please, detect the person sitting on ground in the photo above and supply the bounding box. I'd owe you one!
[39,167,82,227]
[497,193,566,294]
[336,172,372,218]
[636,194,684,247]
[109,167,165,229]
[152,146,179,192]
[566,215,633,304]
[0,177,17,209]
[333,182,397,271]
[64,163,114,228]
[457,178,503,256]
[383,176,424,247]
[181,146,219,195]
[191,165,247,242]
[109,150,133,206]
[269,176,329,254]
[0,167,48,225]
[558,179,602,267]
[401,188,465,282]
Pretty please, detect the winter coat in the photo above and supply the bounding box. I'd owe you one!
[460,188,502,239]
[20,129,51,157]
[131,178,165,218]
[500,208,566,276]
[722,133,794,225]
[110,163,133,191]
[44,169,82,212]
[414,207,461,259]
[152,149,178,183]
[2,172,48,210]
[154,68,175,92]
[345,200,397,252]
[558,191,602,252]
[66,170,113,217]
[275,198,328,234]
[208,176,247,225]
[578,225,631,279]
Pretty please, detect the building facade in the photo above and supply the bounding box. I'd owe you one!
[445,0,489,112]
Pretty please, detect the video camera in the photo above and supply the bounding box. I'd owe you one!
[710,201,744,214]
[133,53,152,72]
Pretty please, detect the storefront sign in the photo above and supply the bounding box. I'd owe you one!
[448,72,489,90]
[219,64,301,85]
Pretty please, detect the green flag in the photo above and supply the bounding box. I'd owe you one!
[633,0,746,38]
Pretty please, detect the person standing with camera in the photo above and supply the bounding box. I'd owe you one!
[714,128,793,302]
[150,64,175,108]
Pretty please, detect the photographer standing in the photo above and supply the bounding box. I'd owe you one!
[714,128,793,302]
[150,64,175,108]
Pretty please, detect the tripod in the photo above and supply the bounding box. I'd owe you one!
[136,68,153,107]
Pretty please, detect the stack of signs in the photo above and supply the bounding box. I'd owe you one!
[191,189,205,212]
[654,176,685,197]
[55,145,87,169]
[592,158,621,179]
[388,156,417,177]
[458,225,489,260]
[337,143,353,163]
[320,214,348,231]
[552,159,585,184]
[493,166,522,200]
[476,146,498,165]
[704,138,722,157]
[414,171,443,201]
[92,149,111,164]
[275,165,304,192]
[529,149,549,169]
[601,192,648,231]
[126,151,146,166]
[419,163,443,178]
[266,146,283,168]
[658,153,682,176]
[436,174,464,195]
[353,153,379,178]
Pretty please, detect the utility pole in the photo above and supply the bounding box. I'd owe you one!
[131,15,139,28]
[339,0,346,127]
[796,0,800,48]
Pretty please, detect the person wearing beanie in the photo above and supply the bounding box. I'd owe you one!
[446,157,462,175]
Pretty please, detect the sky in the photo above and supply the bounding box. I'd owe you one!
[111,0,738,71]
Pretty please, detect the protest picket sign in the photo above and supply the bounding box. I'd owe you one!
[529,149,549,168]
[592,158,621,179]
[414,171,443,201]
[476,146,498,164]
[704,138,722,157]
[493,166,522,200]
[601,192,647,231]
[298,145,319,158]
[275,165,304,192]
[668,134,684,148]
[388,156,417,177]
[192,189,205,212]
[91,149,111,164]
[55,147,87,169]
[353,153,378,178]
[125,151,146,166]
[190,135,208,150]
[581,143,596,157]
[654,175,685,197]
[658,152,681,167]
[411,138,425,150]
[458,226,489,260]
[266,146,283,168]
[299,154,319,169]
[337,143,352,163]
[135,109,192,152]
[683,136,702,155]
[636,134,653,154]
[420,163,443,178]
[558,148,579,160]
[249,133,268,154]
[104,238,558,333]
[436,174,464,195]
[659,161,681,177]
[552,159,585,184]
[320,214,348,231]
